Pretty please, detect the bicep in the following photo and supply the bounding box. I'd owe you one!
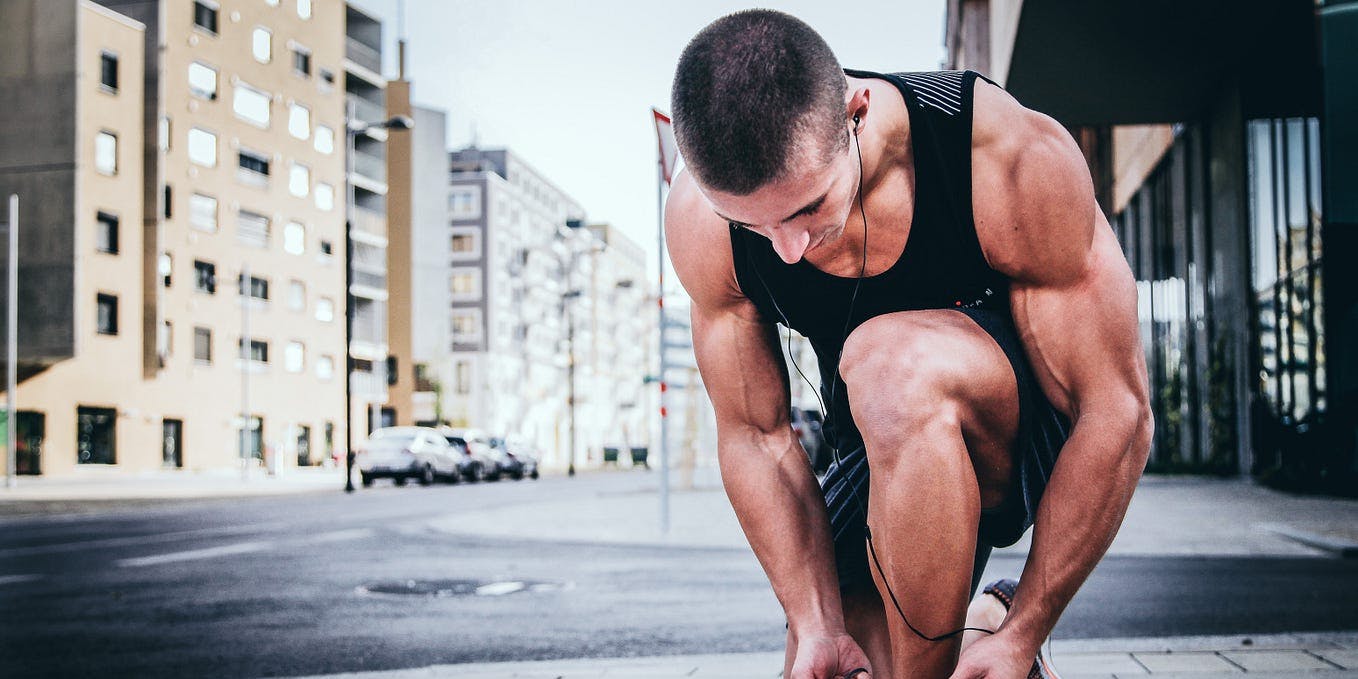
[1010,208,1150,423]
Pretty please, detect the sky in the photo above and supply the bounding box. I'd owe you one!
[347,0,948,285]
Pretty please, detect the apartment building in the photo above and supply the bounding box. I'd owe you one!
[0,0,349,475]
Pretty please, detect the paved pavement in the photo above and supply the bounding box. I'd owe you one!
[5,465,1357,678]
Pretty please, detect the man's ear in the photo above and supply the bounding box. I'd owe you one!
[845,85,871,131]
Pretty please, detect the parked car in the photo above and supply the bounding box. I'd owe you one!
[488,436,541,481]
[356,426,459,487]
[441,427,497,482]
[791,408,831,474]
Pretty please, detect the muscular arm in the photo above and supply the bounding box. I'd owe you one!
[666,171,848,639]
[972,82,1154,656]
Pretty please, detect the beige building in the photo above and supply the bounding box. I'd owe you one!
[0,0,351,476]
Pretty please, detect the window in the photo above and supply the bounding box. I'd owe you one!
[237,209,270,248]
[455,360,470,394]
[288,163,309,198]
[160,252,172,287]
[448,187,481,219]
[292,47,311,77]
[386,356,398,386]
[194,260,216,294]
[193,326,212,363]
[193,1,218,34]
[159,116,171,152]
[297,0,311,20]
[188,61,218,100]
[287,279,305,311]
[283,221,305,254]
[239,337,269,363]
[284,341,305,373]
[238,274,269,301]
[316,355,334,380]
[188,127,216,167]
[288,103,310,140]
[450,269,480,300]
[296,424,313,466]
[190,193,217,231]
[233,84,270,127]
[100,51,118,92]
[315,297,334,322]
[319,239,333,257]
[96,211,118,254]
[95,131,117,175]
[159,320,173,358]
[77,406,117,465]
[238,148,270,180]
[314,182,333,211]
[452,310,481,342]
[313,125,334,154]
[252,27,272,63]
[319,68,335,89]
[163,184,172,219]
[450,229,479,259]
[324,421,334,457]
[96,293,118,335]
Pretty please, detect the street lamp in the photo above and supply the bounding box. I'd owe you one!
[556,220,604,478]
[344,105,413,493]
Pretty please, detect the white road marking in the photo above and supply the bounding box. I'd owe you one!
[0,574,43,585]
[302,529,373,544]
[475,581,525,596]
[0,522,285,558]
[116,541,272,567]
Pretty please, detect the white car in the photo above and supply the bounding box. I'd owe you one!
[440,427,498,482]
[357,426,459,487]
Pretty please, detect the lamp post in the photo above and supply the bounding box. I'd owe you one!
[343,101,412,493]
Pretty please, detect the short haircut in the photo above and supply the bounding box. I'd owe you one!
[671,9,848,196]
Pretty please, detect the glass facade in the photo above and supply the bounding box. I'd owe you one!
[1112,125,1237,473]
[1246,117,1326,476]
[1111,117,1327,476]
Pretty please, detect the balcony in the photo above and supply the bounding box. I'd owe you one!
[350,206,386,241]
[351,148,386,185]
[345,36,382,76]
[346,94,386,127]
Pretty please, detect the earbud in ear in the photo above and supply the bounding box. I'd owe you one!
[852,115,861,134]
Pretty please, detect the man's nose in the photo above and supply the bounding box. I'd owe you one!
[769,228,810,264]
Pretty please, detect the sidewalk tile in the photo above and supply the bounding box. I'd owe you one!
[1218,649,1338,671]
[1132,652,1242,673]
[1051,652,1147,674]
[1317,650,1358,669]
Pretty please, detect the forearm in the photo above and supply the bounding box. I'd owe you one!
[719,429,845,637]
[1000,409,1152,651]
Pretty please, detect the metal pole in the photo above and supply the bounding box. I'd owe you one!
[567,247,576,477]
[344,101,356,492]
[6,195,17,489]
[656,162,669,534]
[241,260,250,481]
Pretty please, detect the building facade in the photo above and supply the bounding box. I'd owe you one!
[945,0,1357,492]
[0,0,352,475]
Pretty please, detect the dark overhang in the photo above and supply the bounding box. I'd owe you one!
[1005,0,1321,126]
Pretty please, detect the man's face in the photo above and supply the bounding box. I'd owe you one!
[698,130,858,265]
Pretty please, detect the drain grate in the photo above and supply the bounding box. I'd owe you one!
[357,579,569,598]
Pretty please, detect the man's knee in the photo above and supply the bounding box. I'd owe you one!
[840,315,967,457]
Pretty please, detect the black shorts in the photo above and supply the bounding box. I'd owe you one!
[819,307,1073,596]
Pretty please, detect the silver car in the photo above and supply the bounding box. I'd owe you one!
[441,427,498,482]
[357,426,459,487]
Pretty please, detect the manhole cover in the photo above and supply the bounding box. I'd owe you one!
[357,579,570,598]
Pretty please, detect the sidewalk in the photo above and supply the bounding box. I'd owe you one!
[0,465,343,509]
[425,470,1358,558]
[278,632,1358,678]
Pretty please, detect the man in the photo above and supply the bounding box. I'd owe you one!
[664,10,1153,679]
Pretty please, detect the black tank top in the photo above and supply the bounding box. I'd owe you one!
[729,68,1008,452]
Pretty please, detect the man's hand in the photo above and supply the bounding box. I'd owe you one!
[948,631,1035,679]
[789,631,874,679]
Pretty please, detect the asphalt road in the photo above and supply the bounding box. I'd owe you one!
[1,474,1354,678]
